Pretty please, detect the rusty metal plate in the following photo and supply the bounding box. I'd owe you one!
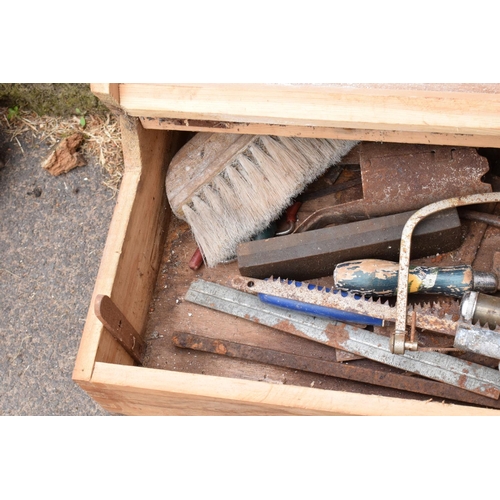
[295,143,491,232]
[360,143,491,208]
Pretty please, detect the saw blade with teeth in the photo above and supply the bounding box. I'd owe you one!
[230,275,460,336]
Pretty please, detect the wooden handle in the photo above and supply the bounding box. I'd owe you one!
[189,247,204,271]
[286,201,302,222]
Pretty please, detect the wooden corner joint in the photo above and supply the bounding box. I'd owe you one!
[90,83,122,114]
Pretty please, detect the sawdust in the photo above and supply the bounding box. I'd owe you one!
[0,107,124,192]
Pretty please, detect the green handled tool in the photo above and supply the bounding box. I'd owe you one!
[334,259,498,297]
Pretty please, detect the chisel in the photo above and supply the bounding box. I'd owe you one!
[334,259,498,297]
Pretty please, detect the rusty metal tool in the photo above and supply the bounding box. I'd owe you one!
[294,143,491,233]
[453,292,500,361]
[333,259,498,297]
[460,291,500,329]
[94,294,145,364]
[455,321,500,363]
[230,275,459,336]
[185,279,500,399]
[275,201,302,236]
[237,208,462,281]
[458,209,500,229]
[172,331,500,409]
[392,192,500,355]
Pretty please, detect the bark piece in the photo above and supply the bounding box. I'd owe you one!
[42,133,86,175]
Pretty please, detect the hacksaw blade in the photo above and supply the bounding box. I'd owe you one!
[230,275,460,336]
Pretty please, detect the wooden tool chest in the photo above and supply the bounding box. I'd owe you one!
[73,83,500,415]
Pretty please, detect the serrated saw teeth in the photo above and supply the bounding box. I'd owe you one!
[230,275,460,336]
[469,319,500,333]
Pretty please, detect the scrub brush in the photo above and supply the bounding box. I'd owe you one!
[166,132,357,267]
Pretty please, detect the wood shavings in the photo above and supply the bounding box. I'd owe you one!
[0,108,124,191]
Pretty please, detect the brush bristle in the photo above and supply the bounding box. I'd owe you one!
[181,136,358,267]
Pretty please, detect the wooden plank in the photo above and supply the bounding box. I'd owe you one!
[118,84,500,138]
[110,119,179,317]
[73,167,141,382]
[85,362,500,416]
[73,119,182,382]
[140,117,500,148]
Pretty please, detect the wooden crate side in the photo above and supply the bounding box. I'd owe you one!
[84,362,500,416]
[73,167,141,382]
[118,83,500,138]
[106,117,178,337]
[140,118,500,148]
[73,118,180,382]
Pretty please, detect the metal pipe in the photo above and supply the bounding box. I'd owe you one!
[461,291,500,329]
[392,192,500,354]
[459,209,500,229]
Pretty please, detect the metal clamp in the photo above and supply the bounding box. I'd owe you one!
[392,192,500,354]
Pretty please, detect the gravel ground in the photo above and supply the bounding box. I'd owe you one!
[0,125,115,415]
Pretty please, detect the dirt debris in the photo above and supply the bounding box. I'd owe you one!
[42,133,86,176]
[0,107,124,192]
